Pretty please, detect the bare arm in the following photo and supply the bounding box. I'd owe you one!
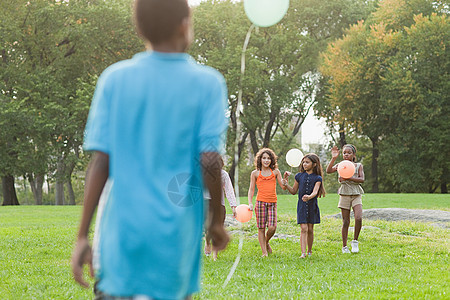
[283,172,299,195]
[222,171,237,217]
[202,152,229,252]
[302,181,322,202]
[347,164,365,184]
[275,169,286,190]
[326,146,339,174]
[72,151,109,288]
[247,170,257,210]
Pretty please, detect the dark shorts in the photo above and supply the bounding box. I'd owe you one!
[255,201,277,229]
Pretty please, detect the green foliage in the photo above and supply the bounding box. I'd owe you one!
[317,0,449,192]
[191,0,376,163]
[0,0,142,203]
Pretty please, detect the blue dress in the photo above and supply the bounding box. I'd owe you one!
[295,172,322,224]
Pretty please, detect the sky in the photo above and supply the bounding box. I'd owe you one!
[187,0,328,149]
[188,0,202,5]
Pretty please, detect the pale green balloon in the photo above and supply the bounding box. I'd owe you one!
[244,0,290,27]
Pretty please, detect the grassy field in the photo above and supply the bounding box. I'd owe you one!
[0,194,448,299]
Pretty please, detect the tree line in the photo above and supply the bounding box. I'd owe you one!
[1,0,448,205]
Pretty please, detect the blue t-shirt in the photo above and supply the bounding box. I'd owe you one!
[84,51,228,299]
[295,172,322,224]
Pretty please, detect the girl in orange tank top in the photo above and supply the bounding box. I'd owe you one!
[248,148,286,257]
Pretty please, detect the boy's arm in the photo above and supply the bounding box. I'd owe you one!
[202,152,229,252]
[72,151,109,288]
[247,171,256,210]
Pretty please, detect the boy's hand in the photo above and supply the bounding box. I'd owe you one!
[283,171,291,180]
[331,146,340,159]
[207,223,230,252]
[231,206,237,218]
[248,203,253,211]
[71,237,94,288]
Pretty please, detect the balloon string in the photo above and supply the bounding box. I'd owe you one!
[233,23,255,201]
[224,24,255,290]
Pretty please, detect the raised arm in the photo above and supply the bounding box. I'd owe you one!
[72,151,109,288]
[247,170,257,211]
[326,146,340,174]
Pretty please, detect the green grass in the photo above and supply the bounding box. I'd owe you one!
[0,194,449,299]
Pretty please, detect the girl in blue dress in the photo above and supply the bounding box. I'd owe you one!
[283,153,326,258]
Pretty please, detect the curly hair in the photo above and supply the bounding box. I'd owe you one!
[254,148,278,170]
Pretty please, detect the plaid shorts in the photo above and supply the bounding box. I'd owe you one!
[255,201,277,229]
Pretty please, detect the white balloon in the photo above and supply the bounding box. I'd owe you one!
[286,148,303,167]
[244,0,290,28]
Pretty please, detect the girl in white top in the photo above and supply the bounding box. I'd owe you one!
[204,157,237,260]
[326,144,365,254]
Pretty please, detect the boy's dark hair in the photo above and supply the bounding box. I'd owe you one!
[254,148,278,171]
[134,0,190,45]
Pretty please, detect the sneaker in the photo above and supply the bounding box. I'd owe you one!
[351,240,359,253]
[342,246,351,254]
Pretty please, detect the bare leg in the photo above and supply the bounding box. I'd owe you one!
[265,225,276,254]
[300,223,308,257]
[204,237,211,255]
[353,204,363,240]
[341,208,351,247]
[258,228,268,256]
[307,223,314,254]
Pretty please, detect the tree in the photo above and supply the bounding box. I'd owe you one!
[0,0,141,204]
[318,0,449,192]
[190,0,376,185]
[379,13,449,192]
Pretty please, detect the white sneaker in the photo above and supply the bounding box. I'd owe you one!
[342,246,351,253]
[351,240,359,253]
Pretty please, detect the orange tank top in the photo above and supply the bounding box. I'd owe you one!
[256,169,277,203]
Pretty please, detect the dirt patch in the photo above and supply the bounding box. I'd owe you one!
[327,208,450,227]
[224,208,450,236]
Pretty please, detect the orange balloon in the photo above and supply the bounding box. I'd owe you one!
[338,160,356,179]
[235,204,253,223]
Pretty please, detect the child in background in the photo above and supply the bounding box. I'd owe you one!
[71,0,229,298]
[283,153,325,258]
[326,144,365,254]
[204,157,237,261]
[248,148,286,257]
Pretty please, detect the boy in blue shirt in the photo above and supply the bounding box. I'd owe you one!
[71,0,230,299]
